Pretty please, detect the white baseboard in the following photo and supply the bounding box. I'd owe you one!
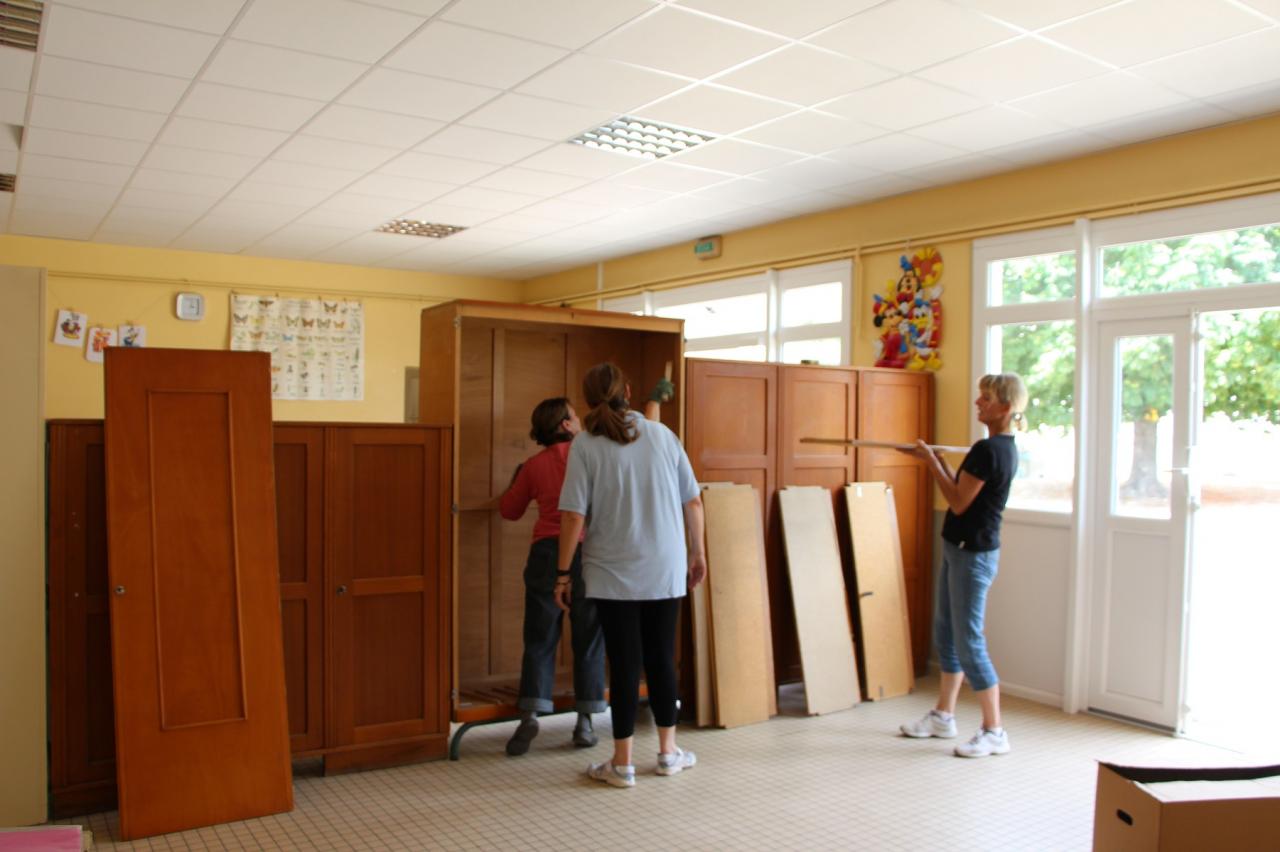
[919,660,1064,710]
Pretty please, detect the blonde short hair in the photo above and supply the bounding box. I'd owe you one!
[979,373,1029,431]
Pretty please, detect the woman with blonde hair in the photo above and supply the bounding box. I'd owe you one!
[900,372,1028,758]
[555,362,705,788]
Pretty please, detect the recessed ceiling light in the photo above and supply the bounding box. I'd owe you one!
[375,219,466,239]
[0,173,14,192]
[570,116,715,160]
[0,0,43,51]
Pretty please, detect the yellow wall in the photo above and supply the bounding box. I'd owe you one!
[1,235,521,421]
[524,113,1280,459]
[0,265,46,825]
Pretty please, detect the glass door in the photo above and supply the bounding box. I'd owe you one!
[1088,315,1194,729]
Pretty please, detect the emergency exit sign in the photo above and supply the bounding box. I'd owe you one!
[693,235,722,259]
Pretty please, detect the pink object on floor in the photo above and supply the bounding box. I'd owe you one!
[0,826,82,851]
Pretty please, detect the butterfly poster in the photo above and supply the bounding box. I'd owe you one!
[229,293,364,401]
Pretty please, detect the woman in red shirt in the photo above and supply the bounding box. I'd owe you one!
[497,397,604,755]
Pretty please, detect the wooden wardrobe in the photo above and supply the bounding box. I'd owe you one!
[47,420,452,818]
[683,360,934,679]
[416,300,683,725]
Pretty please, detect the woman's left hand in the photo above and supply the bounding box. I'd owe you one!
[553,579,572,613]
[687,551,707,589]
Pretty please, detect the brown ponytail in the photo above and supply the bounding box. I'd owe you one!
[582,362,638,445]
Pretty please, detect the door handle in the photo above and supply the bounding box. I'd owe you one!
[114,585,126,596]
[336,585,348,595]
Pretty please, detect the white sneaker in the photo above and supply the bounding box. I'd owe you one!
[900,710,957,739]
[954,727,1011,758]
[587,761,636,788]
[656,748,696,776]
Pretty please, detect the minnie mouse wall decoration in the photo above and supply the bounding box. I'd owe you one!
[872,246,944,370]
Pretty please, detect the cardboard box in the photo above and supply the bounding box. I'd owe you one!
[1093,762,1280,851]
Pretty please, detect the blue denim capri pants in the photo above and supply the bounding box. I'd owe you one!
[934,540,1000,692]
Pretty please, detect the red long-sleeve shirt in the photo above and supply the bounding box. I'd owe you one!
[499,441,583,543]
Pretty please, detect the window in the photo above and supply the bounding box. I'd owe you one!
[974,228,1077,513]
[602,260,851,364]
[1101,223,1280,298]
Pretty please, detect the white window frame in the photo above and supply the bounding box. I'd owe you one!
[601,260,853,365]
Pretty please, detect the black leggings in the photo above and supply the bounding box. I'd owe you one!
[593,598,681,740]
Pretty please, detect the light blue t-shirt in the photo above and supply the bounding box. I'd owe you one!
[558,411,699,601]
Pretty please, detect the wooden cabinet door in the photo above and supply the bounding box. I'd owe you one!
[778,366,857,491]
[48,422,117,817]
[327,427,451,754]
[856,369,934,675]
[103,349,292,840]
[273,426,325,754]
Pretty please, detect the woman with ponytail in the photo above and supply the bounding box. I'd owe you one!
[555,363,705,788]
[899,372,1028,759]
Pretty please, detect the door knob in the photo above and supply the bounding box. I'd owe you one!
[336,585,348,595]
[114,585,126,596]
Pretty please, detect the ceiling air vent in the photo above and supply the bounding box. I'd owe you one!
[570,116,715,160]
[0,174,15,192]
[0,1,43,51]
[376,218,465,238]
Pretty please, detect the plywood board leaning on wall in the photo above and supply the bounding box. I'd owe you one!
[777,485,861,715]
[701,483,775,728]
[843,482,915,701]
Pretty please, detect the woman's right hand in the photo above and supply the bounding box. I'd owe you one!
[687,551,707,589]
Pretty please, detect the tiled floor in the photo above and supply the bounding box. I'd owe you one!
[60,677,1271,851]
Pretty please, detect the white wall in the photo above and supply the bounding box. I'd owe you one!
[0,265,47,824]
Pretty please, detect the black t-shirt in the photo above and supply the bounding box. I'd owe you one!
[941,434,1018,552]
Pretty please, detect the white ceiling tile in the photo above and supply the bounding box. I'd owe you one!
[201,200,306,229]
[431,185,542,213]
[34,57,188,114]
[675,0,882,39]
[248,223,358,253]
[19,153,134,185]
[29,96,167,142]
[826,133,967,171]
[820,77,984,130]
[42,5,218,77]
[118,187,218,213]
[0,150,14,173]
[252,159,365,190]
[829,173,927,201]
[318,191,417,218]
[755,188,844,216]
[143,144,262,179]
[1043,0,1267,67]
[812,0,1018,73]
[14,175,122,202]
[473,167,589,195]
[904,153,1011,185]
[0,126,15,151]
[1011,72,1187,128]
[295,205,392,229]
[669,138,805,174]
[441,225,534,247]
[55,0,245,34]
[951,0,1124,30]
[15,193,115,218]
[386,21,567,89]
[983,127,1113,165]
[496,197,606,223]
[442,0,653,50]
[379,151,499,183]
[1085,101,1238,145]
[737,111,886,154]
[96,229,186,248]
[346,172,455,202]
[172,226,264,254]
[908,106,1066,152]
[515,144,641,179]
[1133,28,1280,99]
[747,156,880,190]
[178,83,325,132]
[228,181,332,206]
[106,204,200,228]
[1238,0,1280,17]
[355,0,450,14]
[158,117,290,157]
[517,54,689,112]
[471,212,568,236]
[689,177,811,207]
[715,46,894,106]
[462,94,613,141]
[916,37,1110,102]
[233,0,426,63]
[0,89,25,125]
[23,127,149,165]
[612,162,733,193]
[9,210,102,240]
[0,45,34,91]
[1207,80,1280,118]
[636,85,795,135]
[339,67,498,121]
[304,105,442,148]
[274,135,400,171]
[313,232,417,263]
[129,168,238,197]
[203,41,368,100]
[588,7,784,79]
[557,182,672,208]
[415,125,549,164]
[398,202,498,226]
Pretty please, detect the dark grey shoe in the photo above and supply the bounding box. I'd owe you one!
[572,716,598,748]
[506,717,539,756]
